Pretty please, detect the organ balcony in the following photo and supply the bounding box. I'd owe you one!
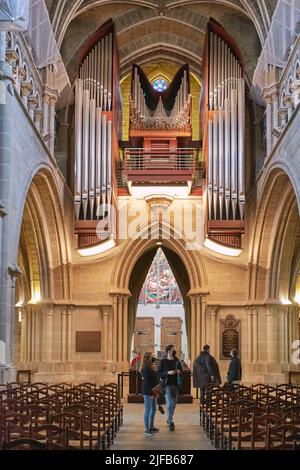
[124,147,196,184]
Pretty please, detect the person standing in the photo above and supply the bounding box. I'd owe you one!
[158,344,182,431]
[140,352,159,436]
[226,348,242,388]
[193,344,221,404]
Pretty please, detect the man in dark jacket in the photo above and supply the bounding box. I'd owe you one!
[226,349,242,388]
[158,344,182,431]
[193,345,221,404]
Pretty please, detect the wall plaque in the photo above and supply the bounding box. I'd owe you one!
[220,315,240,359]
[76,331,101,352]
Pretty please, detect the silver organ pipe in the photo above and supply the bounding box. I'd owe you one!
[206,29,245,221]
[74,28,115,221]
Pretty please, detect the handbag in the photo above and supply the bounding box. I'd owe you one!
[151,383,162,398]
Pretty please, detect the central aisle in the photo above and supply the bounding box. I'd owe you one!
[111,402,214,450]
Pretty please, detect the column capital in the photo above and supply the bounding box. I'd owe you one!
[291,79,300,93]
[283,94,293,108]
[263,91,272,104]
[27,96,38,110]
[34,108,43,122]
[207,305,219,315]
[5,49,18,65]
[42,86,58,104]
[20,81,32,97]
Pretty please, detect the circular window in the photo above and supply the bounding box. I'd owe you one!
[152,78,168,93]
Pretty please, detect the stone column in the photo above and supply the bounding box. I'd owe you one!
[27,96,38,121]
[123,296,129,363]
[117,296,123,363]
[112,296,117,362]
[42,94,49,138]
[42,305,53,361]
[264,93,273,156]
[283,95,294,121]
[27,307,32,363]
[246,307,252,362]
[196,295,201,357]
[34,109,43,134]
[20,307,27,362]
[200,296,207,350]
[190,295,196,362]
[208,306,218,357]
[49,96,56,155]
[20,82,32,109]
[252,306,259,363]
[267,306,278,363]
[61,306,67,362]
[271,90,279,146]
[101,306,109,362]
[291,80,300,108]
[66,306,73,361]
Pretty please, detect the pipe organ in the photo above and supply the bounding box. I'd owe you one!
[74,20,120,248]
[201,19,246,248]
[130,64,191,132]
[74,20,119,224]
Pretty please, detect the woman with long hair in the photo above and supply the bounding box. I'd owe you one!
[140,351,159,436]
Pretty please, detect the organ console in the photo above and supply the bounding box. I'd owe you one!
[74,20,121,248]
[201,19,246,248]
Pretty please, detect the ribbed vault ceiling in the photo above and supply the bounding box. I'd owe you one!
[46,0,278,83]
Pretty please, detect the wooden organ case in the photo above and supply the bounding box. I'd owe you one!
[200,19,246,249]
[73,20,121,249]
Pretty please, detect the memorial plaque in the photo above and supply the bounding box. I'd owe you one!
[76,331,101,352]
[220,315,240,359]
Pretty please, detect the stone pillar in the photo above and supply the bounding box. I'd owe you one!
[246,307,252,362]
[264,94,273,156]
[252,306,259,363]
[34,109,43,134]
[42,94,49,137]
[20,82,32,109]
[27,96,38,121]
[117,296,123,363]
[66,306,73,361]
[20,307,27,362]
[279,107,288,127]
[209,306,218,357]
[0,31,6,62]
[102,306,109,362]
[283,95,294,121]
[267,306,278,363]
[42,305,53,361]
[123,296,129,363]
[196,295,201,357]
[200,296,207,350]
[27,307,32,363]
[112,296,117,362]
[49,96,56,155]
[190,295,196,362]
[271,90,279,145]
[61,306,67,362]
[291,80,300,108]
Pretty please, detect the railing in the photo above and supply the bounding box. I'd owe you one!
[125,148,195,183]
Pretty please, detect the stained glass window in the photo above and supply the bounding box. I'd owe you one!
[152,78,168,93]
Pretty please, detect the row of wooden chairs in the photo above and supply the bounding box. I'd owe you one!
[200,384,300,450]
[0,382,123,450]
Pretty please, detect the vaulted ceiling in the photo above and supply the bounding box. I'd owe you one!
[46,0,278,83]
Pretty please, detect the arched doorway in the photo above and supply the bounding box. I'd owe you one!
[110,222,209,367]
[128,246,191,361]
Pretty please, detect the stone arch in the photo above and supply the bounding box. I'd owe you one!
[110,220,208,361]
[16,166,70,303]
[248,167,300,302]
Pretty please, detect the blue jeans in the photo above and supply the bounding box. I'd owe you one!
[165,385,179,424]
[143,395,157,431]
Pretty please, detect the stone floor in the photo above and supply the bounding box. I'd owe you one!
[111,402,214,450]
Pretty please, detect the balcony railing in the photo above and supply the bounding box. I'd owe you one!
[124,148,195,183]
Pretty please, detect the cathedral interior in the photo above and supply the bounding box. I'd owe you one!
[0,0,300,451]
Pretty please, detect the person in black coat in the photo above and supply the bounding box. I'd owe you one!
[140,352,159,435]
[226,349,242,386]
[193,345,222,404]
